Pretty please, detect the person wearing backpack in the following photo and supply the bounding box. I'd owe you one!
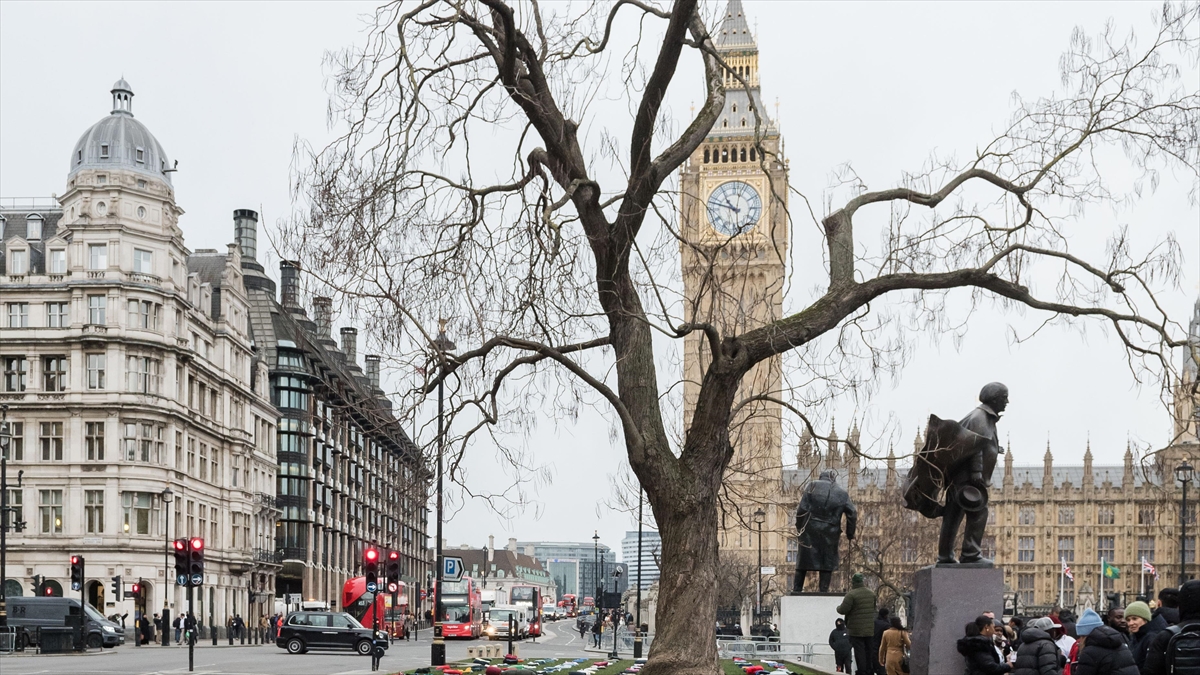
[1142,579,1200,675]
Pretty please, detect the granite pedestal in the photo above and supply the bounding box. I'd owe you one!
[910,565,1004,675]
[780,593,842,672]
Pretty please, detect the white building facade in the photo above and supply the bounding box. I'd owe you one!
[0,80,280,636]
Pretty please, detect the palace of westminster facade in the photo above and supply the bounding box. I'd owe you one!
[691,2,1200,616]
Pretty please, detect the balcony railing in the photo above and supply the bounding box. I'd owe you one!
[253,548,283,564]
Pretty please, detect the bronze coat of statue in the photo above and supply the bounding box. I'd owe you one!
[902,382,1008,565]
[793,469,858,593]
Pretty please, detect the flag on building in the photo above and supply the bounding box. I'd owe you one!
[1103,560,1121,579]
[1062,558,1074,581]
[1143,558,1158,579]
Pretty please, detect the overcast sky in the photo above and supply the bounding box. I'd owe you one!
[2,1,1197,560]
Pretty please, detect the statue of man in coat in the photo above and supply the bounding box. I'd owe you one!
[792,469,858,593]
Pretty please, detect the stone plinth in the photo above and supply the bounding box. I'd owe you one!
[780,593,842,672]
[910,565,1004,675]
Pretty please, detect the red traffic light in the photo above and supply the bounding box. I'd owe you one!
[174,539,187,551]
[131,583,140,593]
[190,537,204,551]
[365,548,379,562]
[71,555,80,564]
[387,551,399,561]
[44,587,53,596]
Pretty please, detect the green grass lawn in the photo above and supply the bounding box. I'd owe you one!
[395,656,820,675]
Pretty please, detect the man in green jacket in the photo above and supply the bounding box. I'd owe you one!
[837,573,878,675]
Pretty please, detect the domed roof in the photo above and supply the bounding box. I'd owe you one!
[69,79,172,185]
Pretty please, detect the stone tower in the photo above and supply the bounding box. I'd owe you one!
[680,0,790,564]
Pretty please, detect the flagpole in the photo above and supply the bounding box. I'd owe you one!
[1100,558,1105,613]
[1140,557,1145,598]
[1059,557,1065,608]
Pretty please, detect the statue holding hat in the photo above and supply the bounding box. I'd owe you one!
[902,382,1008,565]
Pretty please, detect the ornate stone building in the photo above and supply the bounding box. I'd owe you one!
[1,80,280,632]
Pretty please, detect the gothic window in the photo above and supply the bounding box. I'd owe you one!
[1018,507,1036,525]
[703,148,710,163]
[1138,536,1155,563]
[1097,505,1115,524]
[1138,505,1156,525]
[1058,507,1075,524]
[722,119,728,128]
[741,118,746,127]
[749,148,756,161]
[901,537,919,563]
[1097,536,1115,562]
[1186,537,1196,564]
[1017,573,1035,606]
[732,103,737,113]
[721,148,729,162]
[987,508,997,525]
[1018,537,1036,562]
[1058,536,1075,562]
[981,536,997,560]
[740,147,747,161]
[1061,577,1076,608]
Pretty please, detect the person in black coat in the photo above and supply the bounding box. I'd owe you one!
[1143,579,1200,675]
[872,609,890,675]
[1153,587,1180,626]
[958,617,1013,675]
[1011,618,1063,675]
[1072,625,1139,675]
[829,618,852,673]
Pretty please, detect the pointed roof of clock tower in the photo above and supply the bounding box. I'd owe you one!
[715,0,755,49]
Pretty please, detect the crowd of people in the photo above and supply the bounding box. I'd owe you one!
[955,579,1200,675]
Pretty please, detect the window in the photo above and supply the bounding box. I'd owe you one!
[9,250,27,275]
[1058,536,1075,563]
[2,422,23,460]
[137,205,146,219]
[902,537,920,563]
[42,356,67,392]
[187,438,196,474]
[1061,578,1075,608]
[1018,537,1036,562]
[88,244,107,269]
[133,249,152,274]
[1098,505,1115,525]
[85,490,104,533]
[981,536,997,560]
[273,376,309,410]
[199,443,208,480]
[1018,507,1036,525]
[122,422,160,462]
[100,143,110,159]
[137,179,146,189]
[39,422,63,461]
[26,216,41,240]
[1138,505,1156,525]
[1186,537,1196,565]
[123,492,155,535]
[87,295,106,324]
[1017,573,1035,606]
[46,302,68,327]
[7,303,29,327]
[97,174,107,185]
[85,422,105,460]
[1139,536,1155,563]
[48,250,66,274]
[127,300,160,330]
[126,355,161,394]
[4,489,22,531]
[3,357,27,391]
[1058,507,1075,525]
[135,147,144,163]
[86,353,106,389]
[1098,536,1116,562]
[39,489,63,534]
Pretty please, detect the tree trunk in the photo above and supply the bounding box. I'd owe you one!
[643,468,722,675]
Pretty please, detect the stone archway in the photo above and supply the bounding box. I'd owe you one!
[86,579,105,611]
[4,579,23,598]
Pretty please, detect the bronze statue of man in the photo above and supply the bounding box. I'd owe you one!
[902,382,1008,565]
[793,469,857,593]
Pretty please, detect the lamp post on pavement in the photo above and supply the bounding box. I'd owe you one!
[753,507,766,622]
[0,405,18,630]
[161,486,174,646]
[430,320,456,667]
[592,531,600,611]
[609,567,622,660]
[1178,459,1195,586]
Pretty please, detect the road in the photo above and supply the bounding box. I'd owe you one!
[0,622,595,675]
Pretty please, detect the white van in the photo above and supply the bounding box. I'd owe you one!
[485,604,528,640]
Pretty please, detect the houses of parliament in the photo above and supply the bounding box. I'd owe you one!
[686,2,1200,617]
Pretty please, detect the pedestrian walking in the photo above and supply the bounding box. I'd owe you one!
[829,618,852,673]
[959,616,1013,675]
[877,616,910,675]
[591,617,602,648]
[1013,617,1065,675]
[174,615,183,644]
[837,573,878,675]
[873,609,890,675]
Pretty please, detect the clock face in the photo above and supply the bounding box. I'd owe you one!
[706,181,762,236]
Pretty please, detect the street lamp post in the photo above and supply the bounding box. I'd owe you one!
[1178,460,1195,586]
[609,567,622,660]
[430,320,456,667]
[592,531,600,610]
[753,507,766,622]
[634,489,644,658]
[161,486,174,646]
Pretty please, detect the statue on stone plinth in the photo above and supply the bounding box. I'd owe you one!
[902,382,1008,565]
[793,469,857,593]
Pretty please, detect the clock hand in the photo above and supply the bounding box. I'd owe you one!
[722,200,741,214]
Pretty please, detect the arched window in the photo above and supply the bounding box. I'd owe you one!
[721,148,729,162]
[732,103,737,113]
[740,148,747,162]
[722,119,728,128]
[703,148,710,163]
[741,118,746,127]
[749,148,756,161]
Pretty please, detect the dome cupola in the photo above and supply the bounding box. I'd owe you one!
[69,78,173,185]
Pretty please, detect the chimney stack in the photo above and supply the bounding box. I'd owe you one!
[279,260,300,307]
[233,209,258,260]
[365,355,381,388]
[313,297,333,337]
[340,327,358,365]
[507,537,517,552]
[488,535,495,554]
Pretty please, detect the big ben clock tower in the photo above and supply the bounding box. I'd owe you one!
[681,0,790,563]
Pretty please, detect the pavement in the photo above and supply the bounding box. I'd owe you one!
[0,622,593,675]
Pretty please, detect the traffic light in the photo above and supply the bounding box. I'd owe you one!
[187,537,205,587]
[385,550,401,583]
[111,575,124,602]
[30,574,43,596]
[130,579,142,602]
[173,538,188,586]
[44,585,55,596]
[363,545,380,591]
[70,555,85,591]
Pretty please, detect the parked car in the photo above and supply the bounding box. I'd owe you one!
[7,596,125,649]
[276,610,387,655]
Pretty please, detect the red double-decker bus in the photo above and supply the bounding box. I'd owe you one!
[560,594,578,617]
[509,585,541,637]
[439,578,482,639]
[342,576,389,630]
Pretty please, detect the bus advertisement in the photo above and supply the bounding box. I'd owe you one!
[560,594,578,617]
[342,577,389,630]
[440,578,482,639]
[509,585,541,637]
[383,583,409,638]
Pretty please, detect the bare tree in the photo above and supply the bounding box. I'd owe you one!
[279,2,1199,672]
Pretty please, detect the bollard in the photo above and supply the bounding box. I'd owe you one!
[211,623,217,646]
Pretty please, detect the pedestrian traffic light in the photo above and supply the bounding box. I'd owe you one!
[363,545,380,591]
[188,537,205,587]
[385,550,401,583]
[111,575,124,602]
[70,555,85,591]
[30,574,43,595]
[130,580,142,602]
[173,538,188,585]
[44,585,55,596]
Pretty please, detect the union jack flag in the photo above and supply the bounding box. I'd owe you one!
[1062,558,1074,581]
[1143,558,1158,579]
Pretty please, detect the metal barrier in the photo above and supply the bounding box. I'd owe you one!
[0,626,15,653]
[596,628,654,654]
[716,639,819,664]
[38,627,76,654]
